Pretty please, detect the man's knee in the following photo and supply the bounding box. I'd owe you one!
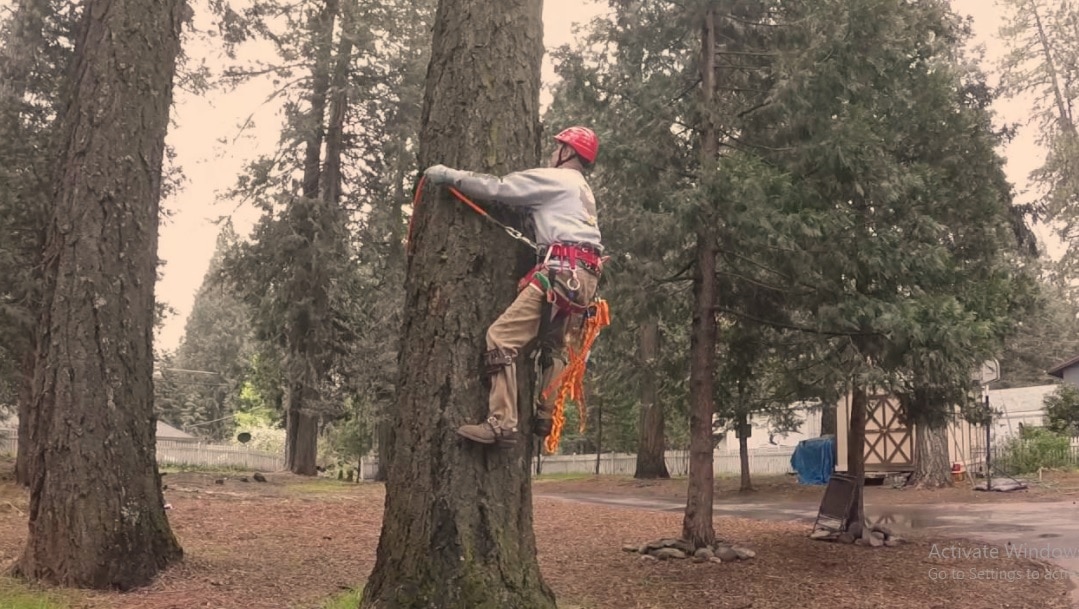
[484,347,516,377]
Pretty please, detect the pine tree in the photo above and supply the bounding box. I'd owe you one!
[14,0,186,588]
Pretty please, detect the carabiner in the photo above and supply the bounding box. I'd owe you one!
[566,271,581,292]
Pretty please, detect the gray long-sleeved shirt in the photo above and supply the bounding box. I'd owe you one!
[436,166,603,252]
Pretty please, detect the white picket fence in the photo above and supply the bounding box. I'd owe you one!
[347,446,797,480]
[0,430,795,479]
[155,439,284,471]
[526,447,795,478]
[0,432,284,472]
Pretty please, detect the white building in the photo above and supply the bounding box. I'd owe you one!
[712,403,825,454]
[984,384,1058,441]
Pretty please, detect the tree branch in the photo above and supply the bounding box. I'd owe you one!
[715,305,877,337]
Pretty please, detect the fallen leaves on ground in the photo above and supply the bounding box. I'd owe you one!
[0,471,1070,609]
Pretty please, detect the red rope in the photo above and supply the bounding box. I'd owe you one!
[406,175,537,252]
[406,176,426,256]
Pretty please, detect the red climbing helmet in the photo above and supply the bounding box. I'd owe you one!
[554,126,599,164]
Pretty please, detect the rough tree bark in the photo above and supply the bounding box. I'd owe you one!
[374,417,393,482]
[359,0,553,606]
[682,3,719,550]
[284,383,319,475]
[844,386,868,539]
[908,420,953,488]
[13,0,186,588]
[634,319,669,479]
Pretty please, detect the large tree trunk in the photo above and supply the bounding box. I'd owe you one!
[681,3,719,551]
[908,419,952,489]
[13,0,185,588]
[285,384,320,475]
[634,319,669,479]
[359,0,552,606]
[844,386,868,539]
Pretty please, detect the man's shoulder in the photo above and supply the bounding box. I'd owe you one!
[518,167,588,183]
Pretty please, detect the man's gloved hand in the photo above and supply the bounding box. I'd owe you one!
[423,164,455,186]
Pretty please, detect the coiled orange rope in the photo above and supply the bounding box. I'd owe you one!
[542,299,611,454]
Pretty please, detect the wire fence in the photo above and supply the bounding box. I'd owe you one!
[991,442,1079,476]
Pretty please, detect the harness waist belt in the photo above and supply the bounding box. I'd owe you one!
[542,243,602,270]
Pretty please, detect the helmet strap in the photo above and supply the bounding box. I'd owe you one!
[553,144,577,168]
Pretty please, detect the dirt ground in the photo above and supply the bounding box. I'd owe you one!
[0,466,1073,609]
[533,469,1079,506]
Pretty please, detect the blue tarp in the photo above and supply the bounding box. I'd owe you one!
[790,435,836,485]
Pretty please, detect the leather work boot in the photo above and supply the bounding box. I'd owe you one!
[457,417,518,448]
[533,418,552,438]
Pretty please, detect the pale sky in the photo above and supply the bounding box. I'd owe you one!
[154,0,1049,352]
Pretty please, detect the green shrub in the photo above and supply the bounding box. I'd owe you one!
[996,427,1075,474]
[1044,384,1079,436]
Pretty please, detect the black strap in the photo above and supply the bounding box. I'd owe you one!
[536,267,559,369]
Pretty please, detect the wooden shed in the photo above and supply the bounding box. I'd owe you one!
[834,388,984,477]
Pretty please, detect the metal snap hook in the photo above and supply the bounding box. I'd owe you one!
[566,273,581,292]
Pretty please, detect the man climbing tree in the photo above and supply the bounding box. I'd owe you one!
[14,0,186,589]
[359,0,565,606]
[423,125,604,449]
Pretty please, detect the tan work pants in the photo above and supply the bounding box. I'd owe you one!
[486,266,599,431]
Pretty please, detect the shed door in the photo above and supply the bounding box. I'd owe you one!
[864,392,914,471]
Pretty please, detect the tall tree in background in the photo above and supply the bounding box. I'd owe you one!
[0,0,75,486]
[213,0,436,475]
[550,0,1033,536]
[734,0,1035,532]
[682,1,720,550]
[218,0,361,475]
[276,0,352,475]
[998,0,1079,279]
[360,0,554,605]
[14,0,186,588]
[340,0,436,481]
